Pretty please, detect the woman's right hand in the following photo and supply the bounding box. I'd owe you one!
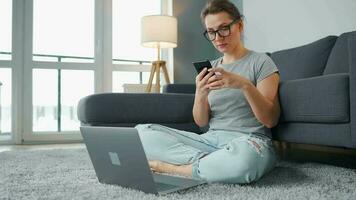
[193,67,215,127]
[195,67,216,99]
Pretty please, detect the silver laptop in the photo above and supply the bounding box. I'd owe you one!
[80,126,206,195]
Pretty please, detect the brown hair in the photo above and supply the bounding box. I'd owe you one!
[200,0,243,23]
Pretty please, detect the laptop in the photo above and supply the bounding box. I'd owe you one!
[80,126,206,195]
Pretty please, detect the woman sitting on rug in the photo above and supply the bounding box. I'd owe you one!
[135,0,280,184]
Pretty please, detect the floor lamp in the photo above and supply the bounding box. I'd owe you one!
[141,15,178,93]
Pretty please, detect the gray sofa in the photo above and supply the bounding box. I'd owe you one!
[77,31,356,149]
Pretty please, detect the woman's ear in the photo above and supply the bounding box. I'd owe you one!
[239,21,244,33]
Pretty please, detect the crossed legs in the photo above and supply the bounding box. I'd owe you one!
[135,124,277,183]
[135,124,216,178]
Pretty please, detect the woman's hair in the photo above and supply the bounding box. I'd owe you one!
[200,0,243,23]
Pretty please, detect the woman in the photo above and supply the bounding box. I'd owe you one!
[136,0,280,184]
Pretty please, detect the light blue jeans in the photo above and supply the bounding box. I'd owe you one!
[135,124,277,184]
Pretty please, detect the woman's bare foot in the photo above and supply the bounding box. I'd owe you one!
[148,160,159,172]
[148,160,193,177]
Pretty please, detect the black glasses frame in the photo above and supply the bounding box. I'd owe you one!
[203,19,238,41]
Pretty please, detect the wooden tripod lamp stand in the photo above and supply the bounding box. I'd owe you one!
[141,15,178,93]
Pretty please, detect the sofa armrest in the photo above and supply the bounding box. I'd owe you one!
[163,84,196,94]
[279,73,349,123]
[349,32,356,147]
[77,93,195,125]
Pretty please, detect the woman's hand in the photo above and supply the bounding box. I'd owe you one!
[195,67,217,98]
[206,67,251,90]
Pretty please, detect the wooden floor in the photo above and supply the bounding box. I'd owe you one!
[0,143,85,153]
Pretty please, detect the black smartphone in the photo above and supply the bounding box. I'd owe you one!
[193,60,212,75]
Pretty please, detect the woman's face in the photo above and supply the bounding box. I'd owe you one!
[204,12,242,54]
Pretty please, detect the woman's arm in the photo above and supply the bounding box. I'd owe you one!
[193,95,211,127]
[207,68,280,128]
[193,68,215,127]
[242,73,280,128]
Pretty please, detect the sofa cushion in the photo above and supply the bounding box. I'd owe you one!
[163,84,196,94]
[278,73,349,123]
[272,123,352,148]
[77,93,195,124]
[271,36,337,81]
[323,31,356,74]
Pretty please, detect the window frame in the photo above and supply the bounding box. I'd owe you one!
[0,0,17,144]
[21,0,97,142]
[0,0,172,144]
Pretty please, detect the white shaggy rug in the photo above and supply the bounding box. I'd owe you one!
[0,148,355,200]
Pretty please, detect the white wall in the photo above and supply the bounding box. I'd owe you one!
[243,0,356,52]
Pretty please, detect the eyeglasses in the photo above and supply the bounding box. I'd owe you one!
[203,19,238,41]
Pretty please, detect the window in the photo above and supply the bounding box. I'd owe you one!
[0,0,12,60]
[3,0,168,143]
[60,70,94,131]
[32,69,94,132]
[0,68,12,135]
[32,69,58,132]
[30,0,95,134]
[112,0,161,92]
[112,0,161,62]
[33,0,94,63]
[0,0,12,139]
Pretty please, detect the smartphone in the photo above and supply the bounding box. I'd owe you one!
[193,60,212,75]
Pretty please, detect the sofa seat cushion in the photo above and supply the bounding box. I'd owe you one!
[279,73,349,123]
[271,36,337,81]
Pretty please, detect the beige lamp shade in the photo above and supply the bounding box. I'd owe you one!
[141,15,178,48]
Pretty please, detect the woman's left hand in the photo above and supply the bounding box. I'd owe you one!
[207,67,251,90]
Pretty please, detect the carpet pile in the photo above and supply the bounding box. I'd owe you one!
[1,148,355,200]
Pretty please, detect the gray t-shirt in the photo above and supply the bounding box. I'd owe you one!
[208,50,279,138]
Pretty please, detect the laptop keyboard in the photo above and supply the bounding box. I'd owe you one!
[155,182,179,191]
